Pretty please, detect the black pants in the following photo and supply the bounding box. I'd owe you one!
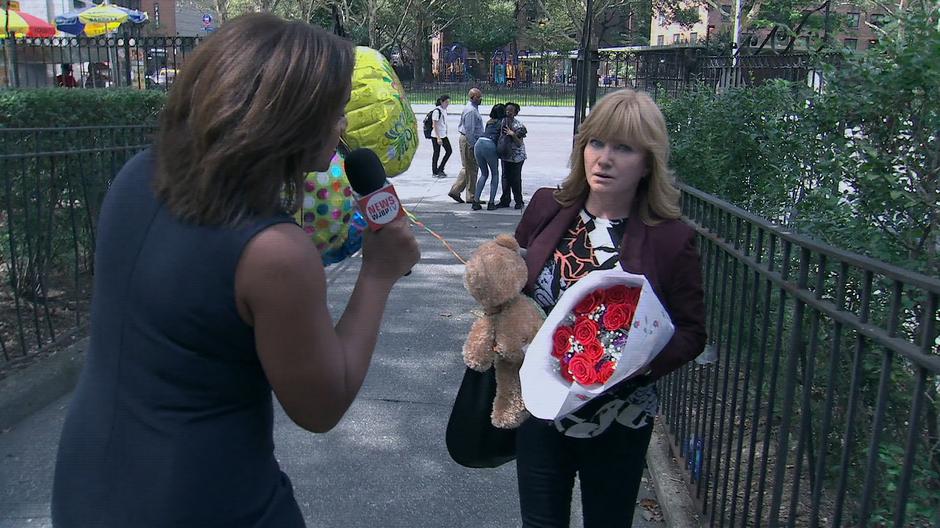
[516,417,654,527]
[431,137,452,174]
[499,159,525,206]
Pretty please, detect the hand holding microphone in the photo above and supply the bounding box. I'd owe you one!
[345,148,420,281]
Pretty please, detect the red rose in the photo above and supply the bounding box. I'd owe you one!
[574,318,599,345]
[603,303,629,331]
[605,285,631,304]
[574,291,602,315]
[581,341,605,362]
[608,285,641,304]
[597,360,617,383]
[568,355,598,385]
[552,325,573,357]
[626,287,641,306]
[620,302,637,330]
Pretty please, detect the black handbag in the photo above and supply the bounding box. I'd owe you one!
[496,118,514,159]
[445,366,517,468]
[496,133,514,159]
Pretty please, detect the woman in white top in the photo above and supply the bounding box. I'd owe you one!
[431,94,452,178]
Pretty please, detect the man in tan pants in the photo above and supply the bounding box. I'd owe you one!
[449,88,483,204]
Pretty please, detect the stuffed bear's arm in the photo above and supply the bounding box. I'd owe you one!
[463,316,496,371]
[494,297,545,363]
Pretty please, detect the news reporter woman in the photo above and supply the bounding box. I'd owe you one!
[51,14,420,527]
[513,89,706,527]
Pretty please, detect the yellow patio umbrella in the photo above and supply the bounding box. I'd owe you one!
[77,2,134,24]
[78,21,121,36]
[54,1,148,36]
[0,8,57,38]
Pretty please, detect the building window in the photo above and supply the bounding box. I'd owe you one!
[720,4,732,19]
[658,14,666,25]
[657,35,664,46]
[690,32,698,44]
[869,13,885,26]
[847,12,860,28]
[673,33,681,44]
[843,38,858,50]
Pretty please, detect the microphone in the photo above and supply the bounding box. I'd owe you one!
[345,148,405,231]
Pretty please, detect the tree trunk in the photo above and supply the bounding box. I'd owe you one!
[214,0,229,22]
[413,18,431,82]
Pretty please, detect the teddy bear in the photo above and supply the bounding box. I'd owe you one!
[463,234,545,429]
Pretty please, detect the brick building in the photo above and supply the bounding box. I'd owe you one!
[651,1,889,52]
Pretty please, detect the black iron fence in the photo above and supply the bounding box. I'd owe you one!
[0,126,155,365]
[4,37,820,104]
[1,36,199,89]
[662,184,940,527]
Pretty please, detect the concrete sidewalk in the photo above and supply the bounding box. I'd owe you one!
[0,116,699,527]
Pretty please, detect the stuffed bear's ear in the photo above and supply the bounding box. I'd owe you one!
[493,234,520,252]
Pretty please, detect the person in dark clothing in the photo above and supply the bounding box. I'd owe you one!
[430,94,452,177]
[55,63,77,88]
[472,103,506,210]
[497,102,527,209]
[51,14,420,528]
[513,89,706,527]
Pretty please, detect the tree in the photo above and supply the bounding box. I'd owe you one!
[519,0,653,49]
[651,0,836,44]
[814,1,939,276]
[450,0,517,55]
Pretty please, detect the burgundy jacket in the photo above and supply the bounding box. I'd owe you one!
[514,187,707,381]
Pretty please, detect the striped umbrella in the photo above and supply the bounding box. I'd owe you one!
[54,2,147,37]
[0,8,56,38]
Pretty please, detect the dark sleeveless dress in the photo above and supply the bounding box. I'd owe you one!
[52,149,305,527]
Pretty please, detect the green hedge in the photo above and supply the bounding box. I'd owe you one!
[0,88,165,128]
[0,89,161,361]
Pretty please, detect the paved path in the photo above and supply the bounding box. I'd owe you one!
[0,115,666,527]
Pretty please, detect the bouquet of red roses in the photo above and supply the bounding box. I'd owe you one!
[520,269,675,420]
[552,284,641,386]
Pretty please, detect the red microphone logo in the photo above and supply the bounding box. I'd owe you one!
[358,183,405,230]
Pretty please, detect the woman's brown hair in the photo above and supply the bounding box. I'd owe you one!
[555,89,681,224]
[154,13,355,225]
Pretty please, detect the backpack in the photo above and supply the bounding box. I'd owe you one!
[423,108,439,139]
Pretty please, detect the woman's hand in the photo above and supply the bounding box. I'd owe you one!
[360,217,421,283]
[502,126,516,137]
[238,219,420,433]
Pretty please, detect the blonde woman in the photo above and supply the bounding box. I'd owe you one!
[513,89,706,526]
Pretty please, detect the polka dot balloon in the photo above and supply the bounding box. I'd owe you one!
[296,150,356,254]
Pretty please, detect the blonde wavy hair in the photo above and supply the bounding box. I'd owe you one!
[555,89,681,224]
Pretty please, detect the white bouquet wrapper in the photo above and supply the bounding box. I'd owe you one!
[520,269,675,420]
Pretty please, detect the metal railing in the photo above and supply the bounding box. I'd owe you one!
[662,184,940,527]
[0,126,155,365]
[3,38,820,104]
[2,36,199,90]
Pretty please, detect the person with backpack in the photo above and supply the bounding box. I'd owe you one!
[426,95,452,178]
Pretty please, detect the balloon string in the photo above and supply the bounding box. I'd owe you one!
[404,209,467,265]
